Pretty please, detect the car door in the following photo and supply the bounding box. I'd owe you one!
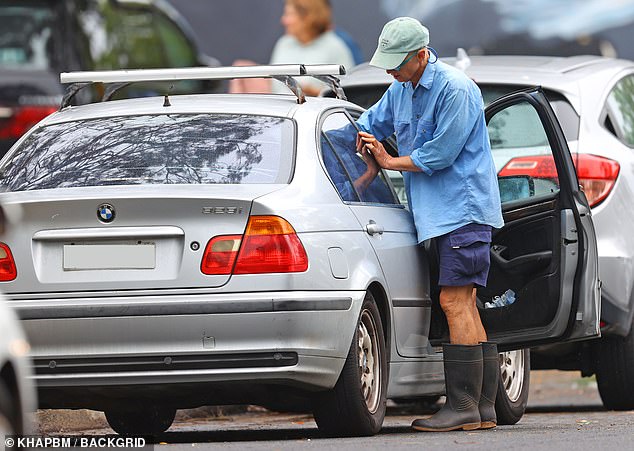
[319,109,432,359]
[482,87,600,351]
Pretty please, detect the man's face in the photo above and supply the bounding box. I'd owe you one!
[386,49,427,83]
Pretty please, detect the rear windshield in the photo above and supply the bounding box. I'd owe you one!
[0,114,295,191]
[0,3,55,70]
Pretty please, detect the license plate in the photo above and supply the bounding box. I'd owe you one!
[63,243,156,270]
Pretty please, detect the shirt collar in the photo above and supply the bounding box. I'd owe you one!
[402,62,437,91]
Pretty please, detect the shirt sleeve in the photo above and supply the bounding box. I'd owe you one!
[410,88,480,176]
[356,84,396,142]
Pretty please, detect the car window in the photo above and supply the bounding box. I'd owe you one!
[320,112,398,205]
[154,13,198,68]
[489,101,561,203]
[78,1,166,70]
[344,85,389,110]
[75,1,204,97]
[480,85,579,142]
[605,74,634,147]
[0,114,294,191]
[0,3,56,70]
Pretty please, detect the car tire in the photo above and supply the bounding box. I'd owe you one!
[0,382,16,438]
[312,291,388,436]
[595,320,634,410]
[105,406,176,436]
[495,348,530,425]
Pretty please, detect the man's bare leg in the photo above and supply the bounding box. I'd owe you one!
[472,288,487,342]
[439,284,487,344]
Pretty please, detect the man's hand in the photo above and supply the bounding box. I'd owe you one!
[358,131,391,168]
[357,131,422,173]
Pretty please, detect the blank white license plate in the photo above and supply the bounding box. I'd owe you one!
[63,243,156,270]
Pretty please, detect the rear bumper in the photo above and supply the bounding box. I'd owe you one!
[10,290,364,392]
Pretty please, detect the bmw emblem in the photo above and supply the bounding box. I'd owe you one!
[97,203,115,223]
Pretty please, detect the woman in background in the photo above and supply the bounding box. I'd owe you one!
[269,0,356,96]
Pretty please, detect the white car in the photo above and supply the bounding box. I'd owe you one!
[330,54,634,411]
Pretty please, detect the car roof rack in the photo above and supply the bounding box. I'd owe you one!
[59,64,347,108]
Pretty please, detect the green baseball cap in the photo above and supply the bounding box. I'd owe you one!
[370,17,430,70]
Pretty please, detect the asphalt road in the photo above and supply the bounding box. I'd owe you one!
[36,371,634,450]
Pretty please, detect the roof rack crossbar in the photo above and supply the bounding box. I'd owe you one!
[58,64,347,108]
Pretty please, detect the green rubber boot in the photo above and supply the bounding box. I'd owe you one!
[479,342,499,429]
[412,344,483,432]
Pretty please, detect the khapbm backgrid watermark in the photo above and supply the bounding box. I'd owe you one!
[4,435,153,450]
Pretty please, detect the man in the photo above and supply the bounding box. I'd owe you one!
[356,17,504,432]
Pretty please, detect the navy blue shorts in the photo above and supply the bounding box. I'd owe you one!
[436,224,492,288]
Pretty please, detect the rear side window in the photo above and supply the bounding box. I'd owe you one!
[605,74,634,147]
[320,112,398,205]
[480,85,580,142]
[0,114,294,191]
[0,3,56,70]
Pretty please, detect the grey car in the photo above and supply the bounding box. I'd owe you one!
[0,65,599,436]
[332,55,634,412]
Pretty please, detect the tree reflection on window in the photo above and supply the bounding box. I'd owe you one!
[0,114,292,191]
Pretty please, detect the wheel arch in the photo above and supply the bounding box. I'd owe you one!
[367,281,392,360]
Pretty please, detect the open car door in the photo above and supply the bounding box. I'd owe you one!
[480,87,601,352]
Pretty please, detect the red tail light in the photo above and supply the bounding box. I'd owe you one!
[200,235,242,275]
[201,216,308,276]
[0,243,17,281]
[498,154,619,207]
[574,154,620,207]
[0,105,58,140]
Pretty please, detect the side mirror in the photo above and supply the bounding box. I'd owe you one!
[498,175,535,203]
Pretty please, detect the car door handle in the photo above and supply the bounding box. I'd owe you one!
[366,221,384,236]
[490,244,552,273]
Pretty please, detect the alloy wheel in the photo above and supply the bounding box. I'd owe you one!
[499,349,525,403]
[358,308,381,413]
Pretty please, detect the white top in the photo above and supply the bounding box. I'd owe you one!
[269,30,355,94]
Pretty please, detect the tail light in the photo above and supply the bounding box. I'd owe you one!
[498,154,619,207]
[0,243,17,281]
[0,105,58,140]
[201,216,308,275]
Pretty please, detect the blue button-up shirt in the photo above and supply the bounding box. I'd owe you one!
[357,60,504,242]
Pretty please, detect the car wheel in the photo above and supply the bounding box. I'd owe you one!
[312,291,388,436]
[595,319,634,410]
[495,348,530,425]
[105,406,176,436]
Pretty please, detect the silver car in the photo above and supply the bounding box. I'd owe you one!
[332,54,634,412]
[0,220,36,438]
[0,65,599,436]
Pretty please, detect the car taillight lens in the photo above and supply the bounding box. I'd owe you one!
[0,243,17,281]
[498,154,619,208]
[234,216,308,274]
[574,154,620,207]
[201,216,308,276]
[200,235,242,275]
[0,105,57,140]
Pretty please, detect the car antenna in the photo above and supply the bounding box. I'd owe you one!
[163,84,174,107]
